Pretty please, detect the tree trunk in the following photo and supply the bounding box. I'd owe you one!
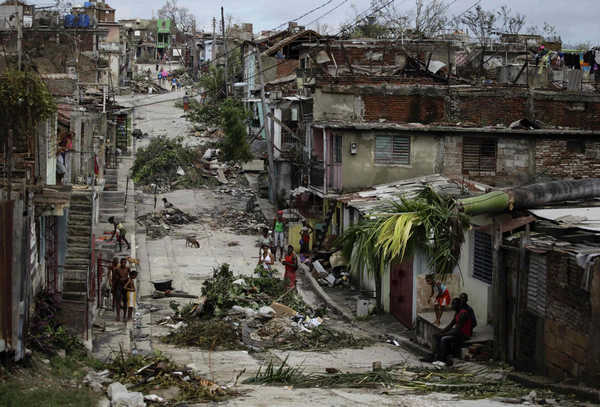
[459,179,600,216]
[375,270,382,312]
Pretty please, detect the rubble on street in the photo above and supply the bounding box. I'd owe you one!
[136,207,199,239]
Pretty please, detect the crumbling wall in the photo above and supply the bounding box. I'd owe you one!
[535,138,600,179]
[544,253,592,380]
[533,98,600,130]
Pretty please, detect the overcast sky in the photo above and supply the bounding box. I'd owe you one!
[58,0,600,45]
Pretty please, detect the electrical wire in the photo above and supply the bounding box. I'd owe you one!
[305,0,350,28]
[273,0,336,31]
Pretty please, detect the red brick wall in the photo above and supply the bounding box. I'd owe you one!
[276,59,299,78]
[536,139,600,179]
[534,100,600,130]
[363,94,445,123]
[455,96,528,126]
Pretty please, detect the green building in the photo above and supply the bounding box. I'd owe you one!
[156,18,171,58]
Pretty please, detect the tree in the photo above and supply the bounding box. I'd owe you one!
[460,5,497,75]
[158,0,196,33]
[220,99,252,163]
[497,5,526,35]
[340,187,470,310]
[526,21,560,41]
[414,0,449,38]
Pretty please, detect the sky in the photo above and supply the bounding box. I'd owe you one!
[37,0,600,45]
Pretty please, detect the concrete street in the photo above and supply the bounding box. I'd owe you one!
[90,93,537,407]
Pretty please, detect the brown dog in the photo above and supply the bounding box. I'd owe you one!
[186,237,200,248]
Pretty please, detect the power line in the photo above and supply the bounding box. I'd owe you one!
[273,0,335,30]
[305,0,350,28]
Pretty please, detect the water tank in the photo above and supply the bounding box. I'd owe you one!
[64,14,75,28]
[83,1,93,7]
[78,14,90,28]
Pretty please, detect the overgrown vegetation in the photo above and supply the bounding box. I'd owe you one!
[0,70,56,145]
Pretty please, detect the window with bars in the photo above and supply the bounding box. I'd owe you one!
[473,230,493,285]
[334,135,342,163]
[463,137,497,174]
[375,135,410,164]
[528,254,547,317]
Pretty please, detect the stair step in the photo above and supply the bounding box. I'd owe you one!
[62,292,87,302]
[64,281,87,292]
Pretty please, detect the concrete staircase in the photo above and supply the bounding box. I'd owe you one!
[63,191,93,303]
[104,167,118,191]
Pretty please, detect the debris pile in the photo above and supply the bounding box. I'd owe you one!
[136,207,199,239]
[105,350,237,404]
[131,78,168,94]
[159,264,371,352]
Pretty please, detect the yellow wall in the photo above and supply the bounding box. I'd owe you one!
[288,219,317,253]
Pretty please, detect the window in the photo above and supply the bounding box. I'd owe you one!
[334,135,342,163]
[473,230,493,284]
[463,137,497,174]
[527,254,547,316]
[375,135,410,165]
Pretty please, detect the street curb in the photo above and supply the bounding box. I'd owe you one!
[507,372,600,403]
[300,266,355,323]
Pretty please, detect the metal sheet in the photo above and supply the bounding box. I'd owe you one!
[530,207,600,232]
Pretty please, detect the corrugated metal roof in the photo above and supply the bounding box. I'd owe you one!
[529,207,600,232]
[337,174,468,215]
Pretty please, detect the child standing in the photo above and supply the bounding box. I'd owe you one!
[426,274,451,326]
[123,270,138,322]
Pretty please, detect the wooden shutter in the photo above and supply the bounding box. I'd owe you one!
[528,254,547,317]
[375,135,410,164]
[463,137,497,174]
[473,230,493,284]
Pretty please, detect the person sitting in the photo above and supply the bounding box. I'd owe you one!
[426,274,451,326]
[422,298,473,366]
[281,245,298,289]
[459,293,477,334]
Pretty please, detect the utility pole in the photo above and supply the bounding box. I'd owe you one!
[221,7,228,97]
[16,5,23,70]
[211,17,216,62]
[7,130,13,199]
[257,50,275,202]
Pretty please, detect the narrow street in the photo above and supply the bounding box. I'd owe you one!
[89,93,520,407]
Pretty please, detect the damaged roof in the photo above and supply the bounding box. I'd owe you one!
[262,29,321,57]
[337,174,468,215]
[312,120,600,136]
[529,207,600,233]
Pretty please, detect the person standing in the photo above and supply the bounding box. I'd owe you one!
[259,228,273,258]
[282,245,298,289]
[171,77,177,92]
[108,216,130,252]
[123,270,137,322]
[258,244,274,275]
[273,210,286,261]
[113,258,130,321]
[299,220,313,255]
[426,274,451,326]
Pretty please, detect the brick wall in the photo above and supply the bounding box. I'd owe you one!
[363,94,445,123]
[534,99,600,130]
[441,135,532,186]
[543,253,592,379]
[276,59,299,78]
[455,96,528,126]
[536,139,600,179]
